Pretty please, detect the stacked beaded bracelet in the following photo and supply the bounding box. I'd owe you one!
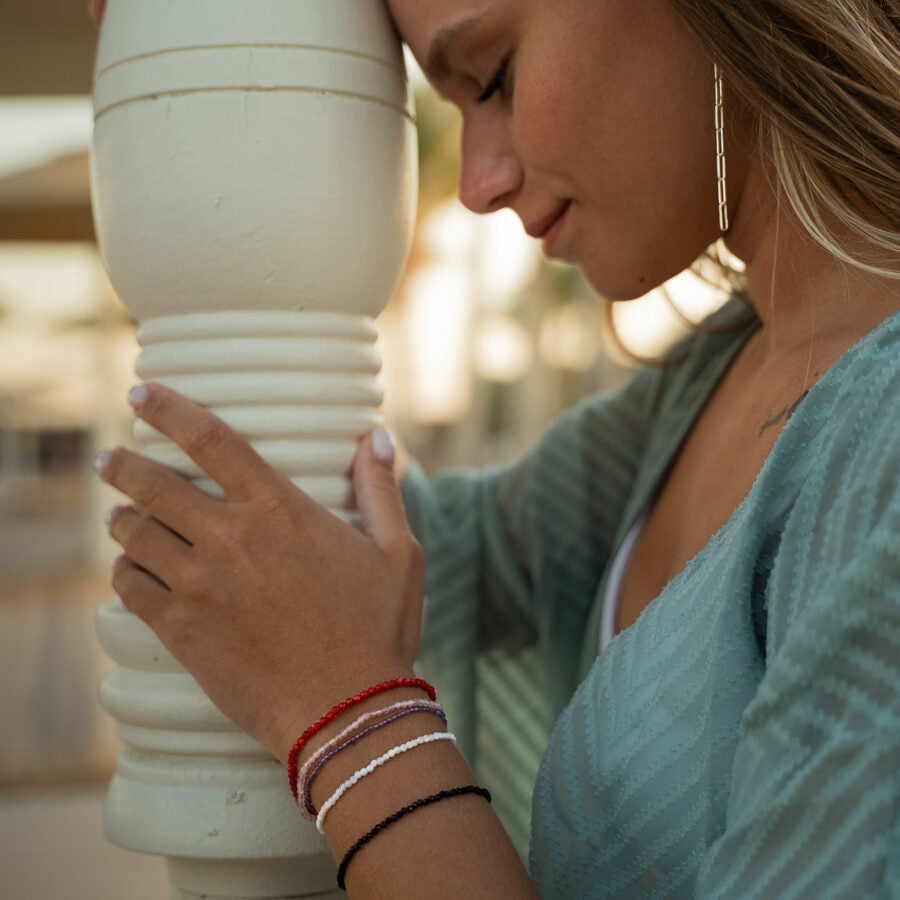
[336,785,492,890]
[286,677,436,802]
[317,731,457,834]
[299,700,447,820]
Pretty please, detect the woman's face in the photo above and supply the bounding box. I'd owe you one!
[388,0,745,301]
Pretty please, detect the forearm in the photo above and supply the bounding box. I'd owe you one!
[100,384,531,895]
[290,681,540,899]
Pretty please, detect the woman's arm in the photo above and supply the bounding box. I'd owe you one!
[98,383,539,897]
[292,686,539,898]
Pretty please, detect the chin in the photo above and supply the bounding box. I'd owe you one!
[580,266,668,304]
[579,244,712,304]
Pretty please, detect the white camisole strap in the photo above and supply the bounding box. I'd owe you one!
[599,506,649,652]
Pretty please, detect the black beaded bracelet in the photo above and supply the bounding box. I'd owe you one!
[336,784,493,890]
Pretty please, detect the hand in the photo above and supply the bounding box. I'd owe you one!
[97,384,424,765]
[87,0,106,26]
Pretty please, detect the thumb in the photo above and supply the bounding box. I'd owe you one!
[352,427,409,548]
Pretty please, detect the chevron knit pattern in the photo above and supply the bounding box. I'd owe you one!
[402,300,900,897]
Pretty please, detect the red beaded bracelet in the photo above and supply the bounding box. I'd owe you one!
[287,677,437,802]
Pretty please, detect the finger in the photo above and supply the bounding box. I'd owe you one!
[97,445,218,541]
[112,554,171,625]
[87,0,107,25]
[352,428,412,550]
[129,383,285,503]
[107,505,192,587]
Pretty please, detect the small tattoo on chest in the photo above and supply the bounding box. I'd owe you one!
[758,389,811,437]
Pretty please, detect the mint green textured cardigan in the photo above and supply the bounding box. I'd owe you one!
[401,300,900,898]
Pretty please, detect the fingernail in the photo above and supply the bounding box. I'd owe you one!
[372,427,396,465]
[105,505,122,525]
[128,384,149,409]
[94,449,112,474]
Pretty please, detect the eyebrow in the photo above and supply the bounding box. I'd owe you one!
[425,13,488,83]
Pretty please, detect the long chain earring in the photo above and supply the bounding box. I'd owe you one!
[714,62,729,233]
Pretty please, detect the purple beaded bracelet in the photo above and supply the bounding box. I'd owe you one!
[301,702,447,819]
[295,699,444,809]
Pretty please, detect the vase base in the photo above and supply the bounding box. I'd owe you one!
[167,856,340,899]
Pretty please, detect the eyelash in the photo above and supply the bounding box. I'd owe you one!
[476,58,511,104]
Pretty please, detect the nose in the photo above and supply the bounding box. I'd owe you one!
[457,115,523,215]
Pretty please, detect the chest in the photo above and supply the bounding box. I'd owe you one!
[533,507,770,898]
[617,360,808,634]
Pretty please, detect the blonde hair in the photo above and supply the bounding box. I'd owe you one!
[672,0,900,279]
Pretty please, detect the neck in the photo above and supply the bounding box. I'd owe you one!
[723,169,899,367]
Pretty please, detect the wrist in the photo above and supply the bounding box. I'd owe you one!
[272,663,420,769]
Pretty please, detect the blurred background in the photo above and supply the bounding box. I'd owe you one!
[0,3,731,897]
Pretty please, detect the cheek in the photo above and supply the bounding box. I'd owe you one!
[512,59,588,172]
[516,0,714,189]
[512,7,655,184]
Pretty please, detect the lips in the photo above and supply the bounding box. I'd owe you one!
[525,201,571,240]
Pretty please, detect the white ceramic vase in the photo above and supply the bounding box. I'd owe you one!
[90,2,416,897]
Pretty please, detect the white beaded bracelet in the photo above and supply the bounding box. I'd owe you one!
[316,731,457,834]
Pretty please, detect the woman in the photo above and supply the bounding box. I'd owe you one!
[91,0,900,896]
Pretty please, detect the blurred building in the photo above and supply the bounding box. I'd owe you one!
[0,6,171,896]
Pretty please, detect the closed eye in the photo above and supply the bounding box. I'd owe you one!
[476,58,510,104]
